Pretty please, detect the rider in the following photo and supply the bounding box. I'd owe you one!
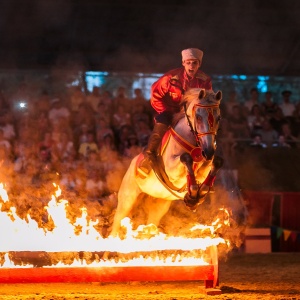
[138,48,213,175]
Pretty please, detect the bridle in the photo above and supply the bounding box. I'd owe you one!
[169,78,219,148]
[184,101,219,147]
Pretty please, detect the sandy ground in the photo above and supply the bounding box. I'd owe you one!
[0,252,299,300]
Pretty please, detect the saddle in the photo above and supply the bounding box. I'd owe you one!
[135,130,187,195]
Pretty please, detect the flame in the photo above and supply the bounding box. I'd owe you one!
[0,183,231,268]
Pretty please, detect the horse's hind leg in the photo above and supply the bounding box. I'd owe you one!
[145,198,172,228]
[110,169,141,237]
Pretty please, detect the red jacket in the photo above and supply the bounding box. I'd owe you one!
[151,67,212,114]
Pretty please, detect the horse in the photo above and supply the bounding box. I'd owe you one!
[110,88,223,237]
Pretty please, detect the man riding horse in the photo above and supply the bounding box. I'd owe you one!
[138,48,213,175]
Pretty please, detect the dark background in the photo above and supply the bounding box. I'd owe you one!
[0,0,299,76]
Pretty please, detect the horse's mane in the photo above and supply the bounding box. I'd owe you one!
[172,88,217,126]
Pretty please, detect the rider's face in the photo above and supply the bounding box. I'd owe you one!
[182,59,201,78]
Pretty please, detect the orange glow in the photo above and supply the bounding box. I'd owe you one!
[0,183,231,268]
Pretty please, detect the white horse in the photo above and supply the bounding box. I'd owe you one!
[110,88,223,237]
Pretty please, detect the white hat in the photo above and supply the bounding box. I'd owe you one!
[181,48,203,61]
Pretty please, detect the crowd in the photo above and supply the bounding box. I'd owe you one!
[0,81,299,209]
[218,88,300,159]
[0,83,154,209]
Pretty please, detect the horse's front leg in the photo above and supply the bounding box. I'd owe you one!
[197,155,224,199]
[180,153,198,197]
[180,153,200,209]
[180,153,224,211]
[110,169,141,237]
[146,197,172,228]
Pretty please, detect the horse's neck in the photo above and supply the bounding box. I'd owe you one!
[162,116,195,167]
[173,117,196,147]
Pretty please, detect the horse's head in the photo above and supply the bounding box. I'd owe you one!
[184,88,222,161]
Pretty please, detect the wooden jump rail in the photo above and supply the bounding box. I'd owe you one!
[0,246,221,294]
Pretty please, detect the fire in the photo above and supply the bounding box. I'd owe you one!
[0,183,231,268]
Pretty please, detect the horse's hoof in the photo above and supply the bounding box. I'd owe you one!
[184,193,199,211]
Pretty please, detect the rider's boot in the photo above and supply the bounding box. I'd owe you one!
[138,123,169,175]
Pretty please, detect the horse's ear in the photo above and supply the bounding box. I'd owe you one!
[216,91,222,101]
[198,89,206,100]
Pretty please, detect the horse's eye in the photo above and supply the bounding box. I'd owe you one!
[216,116,221,122]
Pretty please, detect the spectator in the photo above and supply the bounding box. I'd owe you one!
[272,135,291,148]
[48,97,71,126]
[247,104,265,136]
[53,131,76,163]
[257,119,279,147]
[117,124,134,154]
[50,119,65,144]
[280,122,299,148]
[228,105,250,139]
[94,101,112,126]
[269,107,285,134]
[291,102,300,136]
[84,149,103,172]
[68,86,86,113]
[0,112,16,143]
[135,119,152,147]
[131,103,151,127]
[261,91,278,119]
[224,90,241,117]
[99,133,117,153]
[78,124,91,146]
[249,133,267,149]
[112,104,131,132]
[78,131,99,160]
[71,102,95,134]
[131,88,151,114]
[279,90,295,121]
[86,86,102,112]
[244,87,260,114]
[96,118,114,147]
[99,90,114,116]
[216,118,235,159]
[113,86,130,112]
[123,134,142,158]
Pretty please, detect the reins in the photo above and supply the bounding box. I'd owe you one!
[183,101,202,147]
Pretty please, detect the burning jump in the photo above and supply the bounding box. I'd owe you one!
[110,88,223,237]
[110,47,224,237]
